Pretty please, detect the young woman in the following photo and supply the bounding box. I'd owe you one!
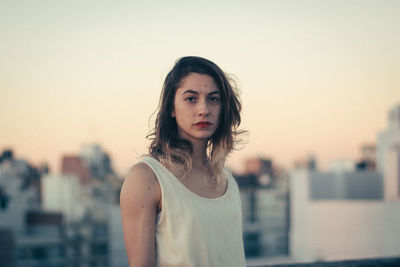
[120,56,246,267]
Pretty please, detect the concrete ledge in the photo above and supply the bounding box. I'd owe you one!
[250,257,400,267]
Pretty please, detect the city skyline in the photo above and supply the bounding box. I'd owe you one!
[1,0,400,175]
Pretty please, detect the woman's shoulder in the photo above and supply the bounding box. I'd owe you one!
[127,161,154,178]
[121,160,161,206]
[127,155,160,174]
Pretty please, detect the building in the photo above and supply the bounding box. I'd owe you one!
[0,147,124,267]
[16,211,68,267]
[61,156,92,184]
[108,204,129,267]
[236,157,290,258]
[356,143,376,170]
[42,174,85,223]
[0,150,41,234]
[290,104,400,262]
[308,170,383,200]
[290,169,400,262]
[377,104,400,173]
[80,144,115,181]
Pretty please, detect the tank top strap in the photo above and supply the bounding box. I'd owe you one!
[139,156,175,190]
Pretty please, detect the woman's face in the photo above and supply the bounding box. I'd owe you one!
[172,73,221,144]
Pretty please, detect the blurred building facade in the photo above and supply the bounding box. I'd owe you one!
[356,144,376,170]
[308,170,383,200]
[235,157,290,259]
[378,105,400,202]
[377,105,400,173]
[290,104,400,262]
[0,144,126,267]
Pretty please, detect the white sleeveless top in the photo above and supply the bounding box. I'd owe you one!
[140,156,246,267]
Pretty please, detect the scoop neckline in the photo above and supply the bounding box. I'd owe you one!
[146,156,230,201]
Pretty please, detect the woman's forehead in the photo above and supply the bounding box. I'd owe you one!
[177,73,220,93]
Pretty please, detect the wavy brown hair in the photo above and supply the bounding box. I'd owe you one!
[147,56,243,183]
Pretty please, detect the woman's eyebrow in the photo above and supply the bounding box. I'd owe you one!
[182,89,198,95]
[182,89,220,95]
[208,91,220,95]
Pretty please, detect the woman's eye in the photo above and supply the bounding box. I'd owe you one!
[209,96,220,102]
[186,96,196,102]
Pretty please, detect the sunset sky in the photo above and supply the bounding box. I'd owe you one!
[1,0,399,175]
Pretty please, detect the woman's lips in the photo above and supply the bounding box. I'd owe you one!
[195,122,212,128]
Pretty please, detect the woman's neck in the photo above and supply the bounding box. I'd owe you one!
[190,140,208,169]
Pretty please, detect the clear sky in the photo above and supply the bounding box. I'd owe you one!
[1,0,399,175]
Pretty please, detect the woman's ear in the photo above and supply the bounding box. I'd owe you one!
[171,110,175,118]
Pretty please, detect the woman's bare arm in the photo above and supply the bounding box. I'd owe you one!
[120,162,160,267]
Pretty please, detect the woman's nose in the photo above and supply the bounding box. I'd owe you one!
[198,99,210,116]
